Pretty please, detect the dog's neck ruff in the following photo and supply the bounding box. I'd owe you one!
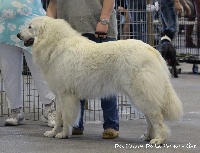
[161,35,172,42]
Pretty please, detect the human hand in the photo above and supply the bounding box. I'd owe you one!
[95,22,108,39]
[182,3,191,16]
[174,1,183,15]
[118,6,125,12]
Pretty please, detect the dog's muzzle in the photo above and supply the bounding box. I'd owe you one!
[17,33,34,47]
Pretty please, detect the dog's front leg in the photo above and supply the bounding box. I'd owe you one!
[171,45,178,78]
[44,96,62,138]
[55,93,80,139]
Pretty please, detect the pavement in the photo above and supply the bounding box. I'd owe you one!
[0,63,200,153]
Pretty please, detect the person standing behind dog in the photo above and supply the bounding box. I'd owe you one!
[160,0,191,41]
[185,0,200,48]
[47,0,119,139]
[159,0,191,77]
[0,0,55,127]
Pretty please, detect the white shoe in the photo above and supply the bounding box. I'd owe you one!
[5,108,25,126]
[41,102,56,128]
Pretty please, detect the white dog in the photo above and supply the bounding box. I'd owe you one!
[18,16,183,145]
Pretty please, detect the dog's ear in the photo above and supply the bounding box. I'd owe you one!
[33,18,47,42]
[38,22,46,36]
[36,24,46,43]
[34,17,46,25]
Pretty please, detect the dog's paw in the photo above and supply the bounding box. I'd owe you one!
[44,130,56,138]
[140,134,150,141]
[150,138,164,145]
[55,132,70,139]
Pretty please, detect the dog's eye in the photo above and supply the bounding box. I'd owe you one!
[28,26,32,29]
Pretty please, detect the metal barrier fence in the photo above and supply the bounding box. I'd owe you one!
[173,16,200,73]
[0,0,163,122]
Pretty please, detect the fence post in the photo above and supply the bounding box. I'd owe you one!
[147,0,154,46]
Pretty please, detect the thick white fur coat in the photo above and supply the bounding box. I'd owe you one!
[22,17,183,145]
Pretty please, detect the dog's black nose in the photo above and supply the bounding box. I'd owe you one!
[17,33,20,39]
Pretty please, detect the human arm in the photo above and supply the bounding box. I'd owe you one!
[174,0,183,15]
[179,0,191,15]
[119,7,131,40]
[95,0,115,38]
[174,0,191,15]
[46,0,57,18]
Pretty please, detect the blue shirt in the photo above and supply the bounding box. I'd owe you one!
[0,0,45,51]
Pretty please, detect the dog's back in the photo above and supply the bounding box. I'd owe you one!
[33,33,170,99]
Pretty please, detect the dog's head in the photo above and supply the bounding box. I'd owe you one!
[17,16,50,47]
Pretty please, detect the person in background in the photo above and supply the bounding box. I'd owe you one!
[116,0,129,40]
[160,0,191,41]
[0,0,55,127]
[159,0,191,77]
[47,0,119,139]
[125,0,147,42]
[185,0,200,48]
[41,0,50,10]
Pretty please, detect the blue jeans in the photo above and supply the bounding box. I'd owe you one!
[159,0,177,37]
[75,33,119,131]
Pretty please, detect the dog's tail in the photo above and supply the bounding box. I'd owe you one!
[162,81,183,121]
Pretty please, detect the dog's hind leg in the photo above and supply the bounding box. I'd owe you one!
[55,93,80,139]
[125,92,169,145]
[145,110,169,145]
[171,49,178,78]
[44,95,63,138]
[172,65,178,78]
[140,116,154,141]
[135,101,169,145]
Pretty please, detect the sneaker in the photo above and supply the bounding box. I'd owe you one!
[5,108,25,126]
[41,103,56,128]
[72,127,84,135]
[102,128,119,139]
